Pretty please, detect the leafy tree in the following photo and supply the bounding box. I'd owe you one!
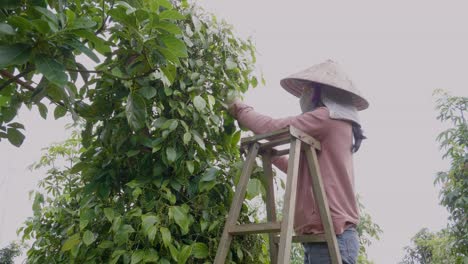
[4,0,267,262]
[400,228,459,264]
[355,197,382,264]
[401,90,467,264]
[433,90,467,258]
[0,241,24,264]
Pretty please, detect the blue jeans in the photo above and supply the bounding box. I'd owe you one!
[302,227,359,264]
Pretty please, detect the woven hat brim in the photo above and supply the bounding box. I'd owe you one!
[280,78,369,111]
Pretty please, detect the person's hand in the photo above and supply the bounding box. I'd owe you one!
[224,91,242,116]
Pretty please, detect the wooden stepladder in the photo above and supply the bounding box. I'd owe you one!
[214,126,342,264]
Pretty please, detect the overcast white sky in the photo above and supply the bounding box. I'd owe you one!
[1,0,468,263]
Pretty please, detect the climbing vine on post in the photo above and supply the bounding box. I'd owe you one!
[3,0,267,262]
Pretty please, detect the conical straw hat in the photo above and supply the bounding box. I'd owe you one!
[280,59,369,110]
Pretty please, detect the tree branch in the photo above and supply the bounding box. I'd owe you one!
[95,0,114,35]
[66,68,103,74]
[0,68,35,91]
[0,70,66,107]
[0,69,36,92]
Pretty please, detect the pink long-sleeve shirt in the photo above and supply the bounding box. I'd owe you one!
[232,102,359,235]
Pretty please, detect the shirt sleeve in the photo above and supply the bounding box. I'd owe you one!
[232,102,330,140]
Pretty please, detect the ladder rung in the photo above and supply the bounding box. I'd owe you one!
[228,222,281,235]
[271,148,290,156]
[259,137,291,150]
[273,234,327,244]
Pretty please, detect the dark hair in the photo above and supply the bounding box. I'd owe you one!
[351,123,366,153]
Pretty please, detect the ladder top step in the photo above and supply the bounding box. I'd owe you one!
[241,126,321,150]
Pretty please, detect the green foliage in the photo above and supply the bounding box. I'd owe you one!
[433,90,467,258]
[400,228,463,264]
[0,241,24,264]
[10,0,266,263]
[355,197,382,264]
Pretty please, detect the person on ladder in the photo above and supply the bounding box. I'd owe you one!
[226,59,369,264]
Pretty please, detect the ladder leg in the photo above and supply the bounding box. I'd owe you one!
[304,147,342,264]
[214,143,260,264]
[262,153,278,264]
[278,139,302,264]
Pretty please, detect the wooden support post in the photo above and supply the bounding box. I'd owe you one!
[277,138,302,263]
[304,146,342,264]
[262,152,278,263]
[214,143,260,264]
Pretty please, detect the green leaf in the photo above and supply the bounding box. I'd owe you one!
[0,44,31,68]
[201,168,218,182]
[161,119,178,130]
[161,34,188,58]
[237,247,244,261]
[169,244,179,262]
[126,93,147,131]
[186,161,194,174]
[155,21,182,34]
[114,224,135,246]
[37,102,48,119]
[166,147,177,163]
[116,1,137,14]
[53,105,67,119]
[178,245,192,264]
[192,242,208,259]
[226,58,237,70]
[0,95,10,107]
[138,86,156,99]
[246,178,264,199]
[7,128,25,147]
[8,16,33,31]
[74,29,111,55]
[69,17,97,29]
[67,39,100,63]
[147,226,157,242]
[231,130,241,147]
[131,250,145,264]
[143,249,159,262]
[192,131,205,150]
[193,96,206,112]
[98,240,114,249]
[161,64,177,85]
[156,0,173,9]
[183,132,191,145]
[32,19,51,34]
[35,56,68,87]
[61,233,80,252]
[8,122,24,130]
[110,250,126,264]
[0,23,15,35]
[82,230,96,246]
[160,10,186,20]
[141,215,158,234]
[160,227,171,248]
[169,206,190,235]
[34,6,58,25]
[103,208,114,222]
[155,46,180,65]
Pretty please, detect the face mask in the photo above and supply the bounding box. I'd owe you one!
[300,87,316,113]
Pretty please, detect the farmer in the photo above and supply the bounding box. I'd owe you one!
[227,59,369,264]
